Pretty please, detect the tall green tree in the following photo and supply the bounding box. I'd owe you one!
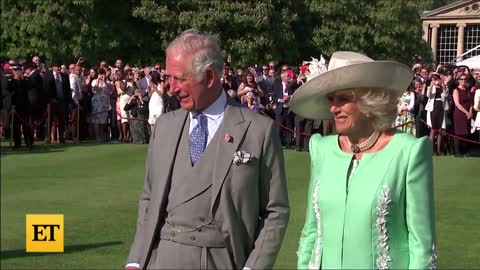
[1,0,459,67]
[305,0,438,65]
[132,0,299,67]
[0,0,156,66]
[1,0,95,64]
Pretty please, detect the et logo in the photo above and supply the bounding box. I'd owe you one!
[26,214,64,252]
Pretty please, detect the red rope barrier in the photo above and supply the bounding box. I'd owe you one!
[1,111,12,125]
[272,119,415,138]
[31,111,49,131]
[116,111,149,123]
[273,119,313,137]
[12,111,29,127]
[421,119,480,145]
[11,110,49,131]
[393,120,415,129]
[88,108,148,123]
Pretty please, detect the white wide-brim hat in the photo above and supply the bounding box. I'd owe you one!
[289,51,413,120]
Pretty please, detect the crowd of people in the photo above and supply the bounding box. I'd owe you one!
[1,55,479,156]
[0,57,180,146]
[397,63,480,157]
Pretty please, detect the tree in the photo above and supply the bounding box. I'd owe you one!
[304,0,437,66]
[1,0,459,67]
[368,0,434,64]
[0,0,157,66]
[1,0,95,64]
[132,0,300,68]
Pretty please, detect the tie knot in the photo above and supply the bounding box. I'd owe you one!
[194,113,207,129]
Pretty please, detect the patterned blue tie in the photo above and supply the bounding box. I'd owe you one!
[189,113,208,165]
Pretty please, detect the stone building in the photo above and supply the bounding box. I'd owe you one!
[422,0,480,64]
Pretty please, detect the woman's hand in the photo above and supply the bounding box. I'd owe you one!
[466,111,473,119]
[136,94,143,105]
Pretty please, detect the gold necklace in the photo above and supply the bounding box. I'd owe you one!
[348,131,380,154]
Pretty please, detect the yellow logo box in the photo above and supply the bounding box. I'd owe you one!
[26,214,64,252]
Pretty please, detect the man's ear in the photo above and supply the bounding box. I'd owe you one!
[206,68,215,88]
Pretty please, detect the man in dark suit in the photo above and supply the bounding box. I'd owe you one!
[272,71,295,147]
[256,65,269,92]
[126,29,289,270]
[290,73,313,151]
[24,61,46,141]
[4,63,33,148]
[43,61,72,143]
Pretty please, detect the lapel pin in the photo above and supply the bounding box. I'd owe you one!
[225,133,232,143]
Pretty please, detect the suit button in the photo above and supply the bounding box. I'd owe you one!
[170,232,175,237]
[190,236,195,241]
[199,217,205,222]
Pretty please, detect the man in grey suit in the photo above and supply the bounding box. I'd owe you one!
[125,29,289,270]
[136,66,151,93]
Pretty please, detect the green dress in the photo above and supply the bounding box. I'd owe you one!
[297,131,437,269]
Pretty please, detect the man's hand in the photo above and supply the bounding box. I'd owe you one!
[76,57,85,65]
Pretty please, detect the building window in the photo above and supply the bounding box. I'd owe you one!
[464,24,480,59]
[436,24,458,64]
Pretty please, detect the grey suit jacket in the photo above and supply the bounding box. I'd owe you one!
[127,99,290,269]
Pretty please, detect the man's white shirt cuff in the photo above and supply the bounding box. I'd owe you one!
[125,262,140,269]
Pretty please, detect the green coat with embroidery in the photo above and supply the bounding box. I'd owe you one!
[297,132,437,269]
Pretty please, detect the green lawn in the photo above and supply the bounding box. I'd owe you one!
[1,142,479,269]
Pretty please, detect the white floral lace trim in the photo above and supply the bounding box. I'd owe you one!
[429,243,438,270]
[308,182,321,270]
[376,184,392,270]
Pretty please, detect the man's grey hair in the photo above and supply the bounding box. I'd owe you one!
[166,29,224,81]
[352,88,399,131]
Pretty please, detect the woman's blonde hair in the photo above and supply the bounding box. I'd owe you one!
[352,88,398,131]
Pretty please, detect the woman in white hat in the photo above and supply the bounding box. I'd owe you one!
[293,51,437,269]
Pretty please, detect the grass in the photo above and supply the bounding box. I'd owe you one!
[1,141,479,269]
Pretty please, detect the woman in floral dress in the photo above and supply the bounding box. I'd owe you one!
[396,85,416,135]
[90,69,112,142]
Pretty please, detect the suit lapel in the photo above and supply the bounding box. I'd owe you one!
[154,109,189,198]
[210,101,251,210]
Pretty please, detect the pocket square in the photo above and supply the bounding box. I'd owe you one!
[233,151,256,166]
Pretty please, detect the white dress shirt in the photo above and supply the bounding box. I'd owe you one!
[148,90,164,125]
[277,81,289,103]
[69,73,85,105]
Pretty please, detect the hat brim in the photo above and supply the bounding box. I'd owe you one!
[289,61,413,120]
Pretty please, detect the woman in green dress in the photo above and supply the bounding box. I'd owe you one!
[290,51,437,269]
